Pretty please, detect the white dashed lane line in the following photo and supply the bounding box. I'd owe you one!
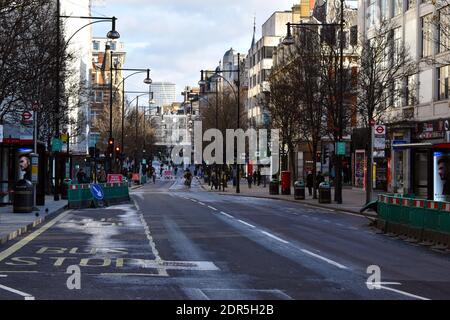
[300,249,348,270]
[207,206,218,211]
[198,202,206,206]
[238,220,256,228]
[220,211,234,219]
[261,231,290,244]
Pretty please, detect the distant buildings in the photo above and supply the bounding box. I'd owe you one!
[89,38,126,148]
[149,82,177,111]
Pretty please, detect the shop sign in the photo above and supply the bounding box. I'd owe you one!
[336,142,346,156]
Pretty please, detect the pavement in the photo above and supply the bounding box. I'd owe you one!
[198,178,381,217]
[0,178,449,300]
[0,196,68,245]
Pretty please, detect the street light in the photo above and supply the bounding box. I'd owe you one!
[200,53,241,193]
[110,69,152,172]
[283,0,345,204]
[54,0,119,201]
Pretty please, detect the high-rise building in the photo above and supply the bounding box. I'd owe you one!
[149,82,177,112]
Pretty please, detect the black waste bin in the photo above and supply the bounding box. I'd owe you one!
[61,179,71,200]
[294,181,305,200]
[269,179,279,195]
[318,182,331,204]
[13,179,33,213]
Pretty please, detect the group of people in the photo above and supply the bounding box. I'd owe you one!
[76,166,107,184]
[246,170,263,188]
[306,171,325,196]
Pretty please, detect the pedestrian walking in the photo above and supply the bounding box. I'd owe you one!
[253,170,257,185]
[257,169,262,186]
[76,168,87,184]
[316,171,325,189]
[247,174,252,189]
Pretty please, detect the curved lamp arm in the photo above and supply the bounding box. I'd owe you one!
[65,20,109,50]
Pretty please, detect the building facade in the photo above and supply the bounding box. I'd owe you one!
[358,0,450,199]
[149,82,177,112]
[89,38,126,150]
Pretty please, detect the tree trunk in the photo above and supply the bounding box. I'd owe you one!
[365,128,373,204]
[312,144,318,199]
[288,146,297,186]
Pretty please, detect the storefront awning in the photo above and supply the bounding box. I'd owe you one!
[392,143,433,149]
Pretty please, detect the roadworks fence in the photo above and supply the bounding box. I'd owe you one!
[377,195,450,248]
[68,182,130,209]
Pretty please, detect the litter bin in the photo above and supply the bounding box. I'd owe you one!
[13,179,33,213]
[269,179,279,195]
[294,181,305,200]
[61,178,71,200]
[281,171,291,195]
[318,182,331,204]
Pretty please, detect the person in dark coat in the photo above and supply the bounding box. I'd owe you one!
[306,171,313,196]
[316,171,325,188]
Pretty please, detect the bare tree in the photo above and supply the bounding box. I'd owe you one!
[357,21,417,203]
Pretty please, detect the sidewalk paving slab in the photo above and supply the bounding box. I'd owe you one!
[0,196,68,246]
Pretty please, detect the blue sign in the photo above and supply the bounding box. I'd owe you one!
[90,184,104,200]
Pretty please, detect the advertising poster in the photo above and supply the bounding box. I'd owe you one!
[434,152,450,202]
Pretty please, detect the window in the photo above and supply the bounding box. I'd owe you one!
[406,75,416,106]
[422,14,433,57]
[380,0,389,21]
[262,69,271,82]
[407,0,416,10]
[394,0,403,16]
[438,65,450,100]
[94,91,103,103]
[394,80,403,108]
[367,0,378,28]
[89,133,100,148]
[93,41,100,51]
[90,110,99,122]
[394,27,402,61]
[438,8,450,53]
[262,47,275,59]
[109,42,116,51]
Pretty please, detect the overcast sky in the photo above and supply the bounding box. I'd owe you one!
[90,0,297,101]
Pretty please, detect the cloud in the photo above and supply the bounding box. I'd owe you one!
[92,0,295,100]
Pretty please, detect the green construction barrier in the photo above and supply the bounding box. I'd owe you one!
[68,183,130,209]
[423,201,442,231]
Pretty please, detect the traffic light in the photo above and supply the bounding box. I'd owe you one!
[115,146,121,158]
[108,137,114,147]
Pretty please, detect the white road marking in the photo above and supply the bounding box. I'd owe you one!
[261,231,289,244]
[101,273,165,277]
[321,208,335,212]
[238,220,256,228]
[220,212,233,219]
[133,199,168,277]
[0,284,35,300]
[300,249,348,270]
[191,199,198,203]
[0,210,71,263]
[0,275,7,278]
[198,201,206,206]
[207,206,218,211]
[378,285,430,301]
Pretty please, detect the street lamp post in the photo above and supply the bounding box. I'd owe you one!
[107,64,151,173]
[283,0,345,203]
[55,0,119,200]
[199,53,241,193]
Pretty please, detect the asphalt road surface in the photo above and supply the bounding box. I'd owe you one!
[1,177,450,300]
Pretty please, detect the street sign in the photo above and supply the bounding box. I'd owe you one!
[90,184,104,200]
[375,125,386,135]
[52,138,63,152]
[31,153,39,183]
[107,174,123,183]
[336,142,346,156]
[22,111,33,123]
[369,119,376,126]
